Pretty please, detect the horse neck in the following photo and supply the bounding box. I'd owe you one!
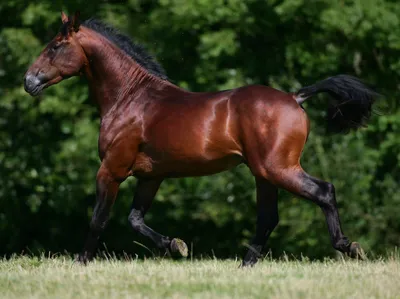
[77,28,175,117]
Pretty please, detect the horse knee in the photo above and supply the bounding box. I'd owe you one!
[90,204,111,232]
[89,218,107,233]
[128,209,144,231]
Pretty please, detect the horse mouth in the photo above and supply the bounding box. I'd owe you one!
[24,72,63,96]
[27,84,46,96]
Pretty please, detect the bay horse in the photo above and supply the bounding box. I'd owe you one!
[24,12,378,266]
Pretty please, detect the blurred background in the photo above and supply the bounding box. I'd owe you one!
[0,0,399,260]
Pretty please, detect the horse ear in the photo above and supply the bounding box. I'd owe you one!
[61,11,68,24]
[71,11,81,32]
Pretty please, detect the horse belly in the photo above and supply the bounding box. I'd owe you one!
[132,150,243,178]
[135,98,243,177]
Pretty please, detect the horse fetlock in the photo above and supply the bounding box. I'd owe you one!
[332,237,350,252]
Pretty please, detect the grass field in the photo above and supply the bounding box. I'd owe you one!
[1,255,400,299]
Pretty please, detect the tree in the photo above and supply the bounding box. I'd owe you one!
[0,0,399,259]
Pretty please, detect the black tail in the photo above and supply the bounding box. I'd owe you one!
[294,75,380,133]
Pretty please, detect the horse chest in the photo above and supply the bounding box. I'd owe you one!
[98,119,142,161]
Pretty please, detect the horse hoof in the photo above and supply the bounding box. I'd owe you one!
[348,242,366,260]
[76,254,89,265]
[170,238,188,258]
[240,260,257,268]
[76,251,92,265]
[240,245,262,268]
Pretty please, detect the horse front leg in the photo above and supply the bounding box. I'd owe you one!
[128,178,188,258]
[78,164,122,264]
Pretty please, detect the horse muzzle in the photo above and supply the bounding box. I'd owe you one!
[24,67,61,96]
[24,73,46,96]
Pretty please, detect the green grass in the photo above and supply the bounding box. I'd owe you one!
[1,256,400,299]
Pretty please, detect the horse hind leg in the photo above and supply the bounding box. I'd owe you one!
[268,165,364,259]
[128,178,188,258]
[243,103,364,260]
[246,135,364,260]
[241,177,279,267]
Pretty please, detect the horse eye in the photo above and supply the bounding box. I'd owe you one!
[51,43,61,51]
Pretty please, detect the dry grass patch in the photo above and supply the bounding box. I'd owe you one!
[1,256,399,298]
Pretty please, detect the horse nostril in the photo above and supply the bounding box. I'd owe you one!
[37,72,46,82]
[24,74,41,93]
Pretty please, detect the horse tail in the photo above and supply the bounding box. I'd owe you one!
[293,74,380,133]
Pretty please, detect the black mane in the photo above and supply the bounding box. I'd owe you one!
[81,18,168,80]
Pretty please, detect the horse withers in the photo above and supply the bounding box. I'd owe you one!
[24,11,378,266]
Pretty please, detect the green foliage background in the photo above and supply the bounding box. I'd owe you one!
[0,0,399,259]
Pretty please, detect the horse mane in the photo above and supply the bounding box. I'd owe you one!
[81,18,168,80]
